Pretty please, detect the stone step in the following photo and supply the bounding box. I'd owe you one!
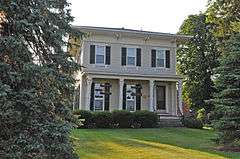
[157,117,183,127]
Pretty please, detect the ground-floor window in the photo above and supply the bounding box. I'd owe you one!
[94,83,105,111]
[126,85,136,111]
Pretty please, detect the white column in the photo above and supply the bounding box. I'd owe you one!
[178,79,183,115]
[149,80,154,112]
[85,76,92,110]
[79,76,83,109]
[166,84,169,114]
[119,78,124,110]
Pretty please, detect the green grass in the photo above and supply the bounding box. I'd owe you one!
[71,128,240,159]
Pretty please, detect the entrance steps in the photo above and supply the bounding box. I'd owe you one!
[157,113,183,127]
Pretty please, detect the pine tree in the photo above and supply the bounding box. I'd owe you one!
[213,33,240,146]
[0,0,81,158]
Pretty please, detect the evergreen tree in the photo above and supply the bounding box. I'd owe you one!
[0,0,81,158]
[213,33,240,146]
[177,14,219,112]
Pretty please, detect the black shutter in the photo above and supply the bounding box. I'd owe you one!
[90,45,95,64]
[104,83,110,111]
[105,46,111,65]
[136,84,142,111]
[122,83,126,110]
[121,47,127,66]
[151,49,156,67]
[136,48,141,66]
[90,82,95,111]
[165,50,170,68]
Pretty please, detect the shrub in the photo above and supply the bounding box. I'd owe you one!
[182,116,203,129]
[112,110,133,128]
[73,110,93,128]
[92,111,113,128]
[133,110,158,128]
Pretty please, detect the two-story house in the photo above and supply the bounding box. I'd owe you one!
[70,26,189,121]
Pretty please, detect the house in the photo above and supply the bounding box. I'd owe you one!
[69,26,190,122]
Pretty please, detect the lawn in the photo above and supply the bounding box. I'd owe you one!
[71,128,240,159]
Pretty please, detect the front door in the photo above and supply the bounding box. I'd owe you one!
[156,85,166,111]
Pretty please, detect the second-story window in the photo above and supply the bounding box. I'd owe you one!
[90,45,111,65]
[95,45,105,64]
[122,47,141,66]
[127,48,136,66]
[156,50,165,67]
[151,49,170,68]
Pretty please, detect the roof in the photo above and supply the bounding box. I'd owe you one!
[72,25,192,40]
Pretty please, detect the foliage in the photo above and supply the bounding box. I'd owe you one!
[212,33,240,146]
[73,110,93,128]
[133,111,158,128]
[182,116,203,129]
[177,14,219,112]
[112,110,134,128]
[206,0,240,39]
[73,110,159,129]
[0,0,81,158]
[92,111,113,128]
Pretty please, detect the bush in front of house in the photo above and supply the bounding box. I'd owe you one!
[92,111,113,128]
[73,110,93,128]
[133,110,158,128]
[182,116,203,129]
[112,110,134,128]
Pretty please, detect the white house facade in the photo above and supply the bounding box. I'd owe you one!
[70,26,189,119]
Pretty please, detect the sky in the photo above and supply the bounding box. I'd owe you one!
[69,0,208,34]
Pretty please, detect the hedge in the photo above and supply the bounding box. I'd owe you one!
[73,110,158,128]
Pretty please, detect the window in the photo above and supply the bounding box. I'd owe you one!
[127,48,136,66]
[94,83,105,111]
[156,49,165,67]
[95,45,105,64]
[126,85,136,111]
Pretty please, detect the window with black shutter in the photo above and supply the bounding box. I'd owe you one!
[105,46,111,65]
[136,84,142,110]
[136,48,141,66]
[122,83,126,109]
[165,50,170,68]
[121,47,127,66]
[90,45,95,64]
[90,82,95,111]
[151,49,156,67]
[104,83,111,111]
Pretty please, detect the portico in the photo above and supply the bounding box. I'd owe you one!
[78,73,183,117]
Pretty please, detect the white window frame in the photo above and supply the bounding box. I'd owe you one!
[126,84,136,111]
[126,47,136,66]
[156,49,166,68]
[94,83,105,111]
[95,45,106,65]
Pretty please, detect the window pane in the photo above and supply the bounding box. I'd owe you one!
[95,100,103,111]
[127,48,135,57]
[157,59,164,67]
[94,83,104,111]
[156,50,165,67]
[96,55,104,64]
[126,101,135,111]
[127,57,135,65]
[126,85,135,111]
[96,45,105,55]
